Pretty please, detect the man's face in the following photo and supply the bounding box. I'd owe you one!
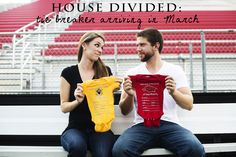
[136,37,155,62]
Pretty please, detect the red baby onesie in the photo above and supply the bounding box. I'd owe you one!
[129,74,167,127]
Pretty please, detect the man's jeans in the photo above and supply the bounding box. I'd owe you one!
[61,128,115,157]
[113,120,205,157]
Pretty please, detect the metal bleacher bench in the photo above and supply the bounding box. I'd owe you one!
[0,103,236,157]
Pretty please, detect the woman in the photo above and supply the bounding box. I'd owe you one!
[60,32,116,157]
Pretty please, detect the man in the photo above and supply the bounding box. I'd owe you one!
[112,28,205,157]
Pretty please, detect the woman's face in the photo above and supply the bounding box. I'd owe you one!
[83,37,104,61]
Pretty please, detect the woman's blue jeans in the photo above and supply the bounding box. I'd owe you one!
[112,120,205,157]
[61,128,115,157]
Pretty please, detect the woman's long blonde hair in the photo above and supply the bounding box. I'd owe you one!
[77,32,109,79]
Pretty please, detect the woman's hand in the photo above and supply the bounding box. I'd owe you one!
[74,83,85,104]
[123,77,135,96]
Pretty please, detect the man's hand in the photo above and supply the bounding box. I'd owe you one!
[165,76,176,95]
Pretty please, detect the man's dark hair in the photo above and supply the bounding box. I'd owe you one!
[136,28,163,53]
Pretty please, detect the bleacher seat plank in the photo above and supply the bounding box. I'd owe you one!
[0,69,35,74]
[0,103,236,135]
[1,143,236,157]
[0,146,67,157]
[0,103,236,156]
[0,79,26,86]
[0,60,40,64]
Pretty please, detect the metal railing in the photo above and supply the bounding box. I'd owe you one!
[1,29,236,93]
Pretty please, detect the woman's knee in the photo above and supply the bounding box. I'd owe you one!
[61,129,87,156]
[61,138,87,157]
[70,139,87,153]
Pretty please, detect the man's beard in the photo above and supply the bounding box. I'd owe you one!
[141,52,154,62]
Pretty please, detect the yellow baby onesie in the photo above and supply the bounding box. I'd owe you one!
[82,76,120,132]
